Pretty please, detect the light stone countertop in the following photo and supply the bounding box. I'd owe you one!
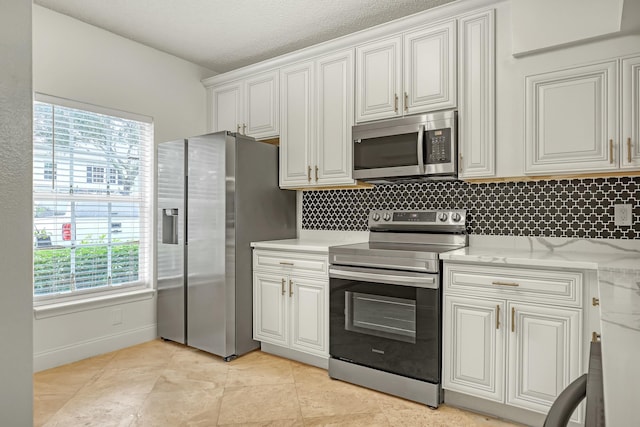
[440,235,640,427]
[250,231,367,254]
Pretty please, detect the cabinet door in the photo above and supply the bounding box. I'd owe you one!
[253,272,288,346]
[443,295,505,402]
[507,302,582,421]
[211,81,243,134]
[289,276,327,356]
[621,55,640,169]
[280,61,314,188]
[315,49,355,186]
[244,70,279,139]
[403,20,456,115]
[525,61,618,174]
[355,36,402,122]
[458,10,495,178]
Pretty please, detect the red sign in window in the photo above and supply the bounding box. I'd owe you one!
[62,223,72,241]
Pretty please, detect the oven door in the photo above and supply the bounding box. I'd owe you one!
[329,265,441,383]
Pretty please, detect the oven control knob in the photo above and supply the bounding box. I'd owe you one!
[451,212,462,222]
[383,213,391,221]
[438,213,448,222]
[372,213,381,221]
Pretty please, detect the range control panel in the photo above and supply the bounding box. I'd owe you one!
[368,209,466,232]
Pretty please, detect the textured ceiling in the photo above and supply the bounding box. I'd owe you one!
[34,0,456,74]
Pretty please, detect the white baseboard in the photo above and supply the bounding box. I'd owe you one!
[34,324,157,372]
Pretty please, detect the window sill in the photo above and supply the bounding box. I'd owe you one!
[33,288,156,320]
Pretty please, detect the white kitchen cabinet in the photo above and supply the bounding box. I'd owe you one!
[525,61,619,174]
[210,81,243,135]
[280,60,315,187]
[253,271,288,345]
[290,277,327,355]
[210,70,279,139]
[507,302,582,419]
[252,249,329,360]
[280,50,355,188]
[355,19,456,123]
[355,36,403,122]
[621,54,640,169]
[443,262,585,422]
[443,295,505,402]
[458,9,495,178]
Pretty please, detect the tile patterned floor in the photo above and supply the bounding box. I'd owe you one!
[34,340,522,426]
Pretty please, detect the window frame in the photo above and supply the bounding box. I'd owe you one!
[33,93,154,305]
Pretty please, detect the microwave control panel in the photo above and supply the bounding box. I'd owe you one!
[425,128,452,164]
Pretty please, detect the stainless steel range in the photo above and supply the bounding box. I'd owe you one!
[328,209,467,407]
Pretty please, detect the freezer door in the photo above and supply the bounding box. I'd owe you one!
[157,139,186,344]
[186,133,227,355]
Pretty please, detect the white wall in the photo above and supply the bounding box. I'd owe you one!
[32,4,215,371]
[0,0,33,424]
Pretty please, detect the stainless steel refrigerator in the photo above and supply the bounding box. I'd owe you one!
[157,132,296,360]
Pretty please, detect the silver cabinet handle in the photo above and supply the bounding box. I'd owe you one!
[307,166,311,182]
[289,279,293,297]
[315,165,319,182]
[329,266,437,289]
[237,124,241,133]
[404,92,408,112]
[511,307,516,333]
[492,281,519,287]
[394,93,398,112]
[628,137,633,164]
[496,305,500,330]
[279,261,294,266]
[610,139,614,164]
[243,123,247,134]
[281,278,285,295]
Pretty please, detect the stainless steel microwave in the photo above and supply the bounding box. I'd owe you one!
[352,110,457,184]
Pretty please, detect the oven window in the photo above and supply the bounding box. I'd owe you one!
[346,291,416,343]
[354,133,418,170]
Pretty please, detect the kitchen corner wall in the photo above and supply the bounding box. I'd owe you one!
[302,176,640,239]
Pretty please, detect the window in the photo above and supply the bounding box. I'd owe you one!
[44,162,56,180]
[33,94,153,300]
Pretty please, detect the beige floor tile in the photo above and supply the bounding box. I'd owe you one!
[153,367,228,393]
[33,396,70,427]
[217,420,304,427]
[106,339,177,370]
[303,413,390,426]
[43,393,147,427]
[217,383,302,425]
[226,356,295,387]
[295,378,382,419]
[132,388,224,427]
[382,404,488,427]
[78,366,162,399]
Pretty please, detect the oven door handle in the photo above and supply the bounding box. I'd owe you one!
[417,124,425,174]
[329,266,438,289]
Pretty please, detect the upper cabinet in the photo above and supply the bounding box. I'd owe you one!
[622,55,640,169]
[458,9,495,179]
[280,49,355,189]
[209,70,279,139]
[355,19,456,123]
[525,54,640,174]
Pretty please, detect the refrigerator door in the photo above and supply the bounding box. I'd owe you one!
[157,139,186,344]
[186,133,227,355]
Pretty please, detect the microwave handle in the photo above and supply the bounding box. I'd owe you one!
[417,124,425,174]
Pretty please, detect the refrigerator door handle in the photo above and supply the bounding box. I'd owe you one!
[162,208,179,244]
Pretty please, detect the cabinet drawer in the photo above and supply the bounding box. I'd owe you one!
[253,250,328,277]
[444,263,582,306]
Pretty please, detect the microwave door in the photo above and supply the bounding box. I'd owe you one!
[353,127,424,180]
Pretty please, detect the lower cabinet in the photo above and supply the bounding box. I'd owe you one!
[252,250,329,360]
[443,263,584,423]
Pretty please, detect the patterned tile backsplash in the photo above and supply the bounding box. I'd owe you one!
[301,177,640,239]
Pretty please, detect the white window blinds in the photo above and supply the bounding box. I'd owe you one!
[33,95,153,299]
